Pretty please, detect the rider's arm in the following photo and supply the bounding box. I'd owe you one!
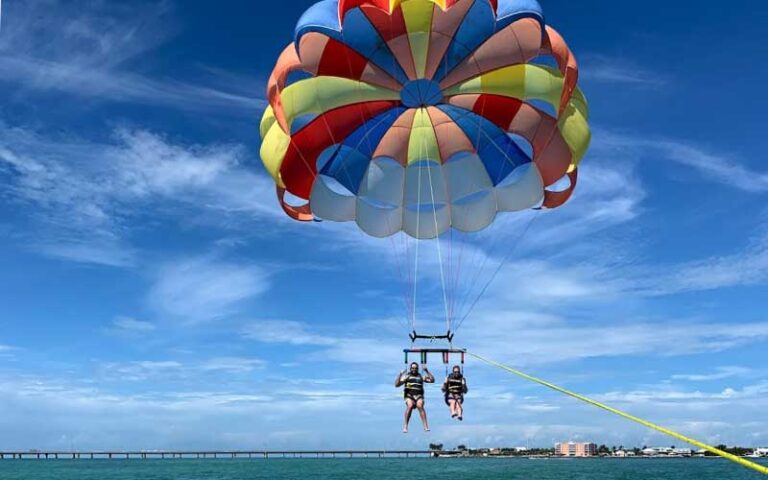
[395,371,406,387]
[423,369,435,383]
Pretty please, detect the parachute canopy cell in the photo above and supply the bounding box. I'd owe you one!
[260,0,591,239]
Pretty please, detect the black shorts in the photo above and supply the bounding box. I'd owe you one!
[445,393,464,405]
[405,392,424,403]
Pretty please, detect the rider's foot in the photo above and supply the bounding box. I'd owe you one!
[403,427,408,433]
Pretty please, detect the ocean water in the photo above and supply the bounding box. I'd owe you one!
[1,457,767,480]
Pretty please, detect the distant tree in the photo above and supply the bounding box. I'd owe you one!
[429,443,444,451]
[457,445,467,451]
[598,445,611,455]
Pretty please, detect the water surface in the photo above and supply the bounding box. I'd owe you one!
[1,457,766,480]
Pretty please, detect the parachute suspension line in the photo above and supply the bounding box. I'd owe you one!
[449,99,526,319]
[385,219,415,329]
[466,351,768,477]
[453,211,540,335]
[446,92,497,333]
[450,229,468,336]
[425,143,451,335]
[447,228,457,329]
[403,230,416,331]
[411,150,423,335]
[322,40,413,332]
[320,87,412,331]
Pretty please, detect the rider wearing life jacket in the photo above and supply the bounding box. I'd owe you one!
[442,365,468,421]
[395,362,435,433]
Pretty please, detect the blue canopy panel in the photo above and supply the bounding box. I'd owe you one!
[295,0,340,44]
[437,104,531,186]
[433,0,496,83]
[319,106,407,194]
[495,0,545,32]
[294,0,410,85]
[434,0,545,83]
[291,113,320,135]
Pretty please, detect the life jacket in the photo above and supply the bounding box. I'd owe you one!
[404,373,424,396]
[446,374,465,394]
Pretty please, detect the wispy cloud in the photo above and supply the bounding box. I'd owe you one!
[149,257,269,324]
[239,314,768,368]
[0,345,19,357]
[0,125,279,266]
[595,130,768,193]
[241,320,337,346]
[671,367,753,382]
[0,0,264,112]
[598,381,768,406]
[581,54,668,87]
[109,317,157,334]
[635,239,768,295]
[461,314,768,366]
[100,357,267,381]
[200,357,267,373]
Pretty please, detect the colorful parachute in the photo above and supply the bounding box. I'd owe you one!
[260,0,590,239]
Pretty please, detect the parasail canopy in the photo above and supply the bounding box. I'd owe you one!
[259,0,592,338]
[260,0,590,240]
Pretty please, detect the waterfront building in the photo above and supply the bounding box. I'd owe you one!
[671,448,693,456]
[613,450,635,457]
[555,442,598,457]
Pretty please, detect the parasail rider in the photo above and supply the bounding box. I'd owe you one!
[395,362,435,433]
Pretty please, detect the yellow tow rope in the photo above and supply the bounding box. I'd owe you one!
[467,351,768,476]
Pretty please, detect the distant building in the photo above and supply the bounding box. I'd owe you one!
[642,447,677,456]
[614,450,635,457]
[671,448,692,457]
[555,442,598,457]
[754,448,768,457]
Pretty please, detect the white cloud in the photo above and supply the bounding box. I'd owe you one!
[597,382,768,406]
[460,313,768,366]
[200,357,267,373]
[99,356,267,381]
[0,0,264,112]
[149,257,269,324]
[239,314,768,369]
[595,130,768,193]
[520,404,561,412]
[101,361,185,382]
[671,367,752,382]
[636,241,768,295]
[110,317,156,334]
[0,345,18,355]
[581,54,668,87]
[0,125,282,266]
[241,320,337,346]
[38,240,137,268]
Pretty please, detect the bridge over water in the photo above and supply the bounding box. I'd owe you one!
[0,450,440,460]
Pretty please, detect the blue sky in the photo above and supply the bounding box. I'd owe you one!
[1,0,768,452]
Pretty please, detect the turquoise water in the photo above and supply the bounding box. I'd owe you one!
[0,458,766,480]
[1,458,766,480]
